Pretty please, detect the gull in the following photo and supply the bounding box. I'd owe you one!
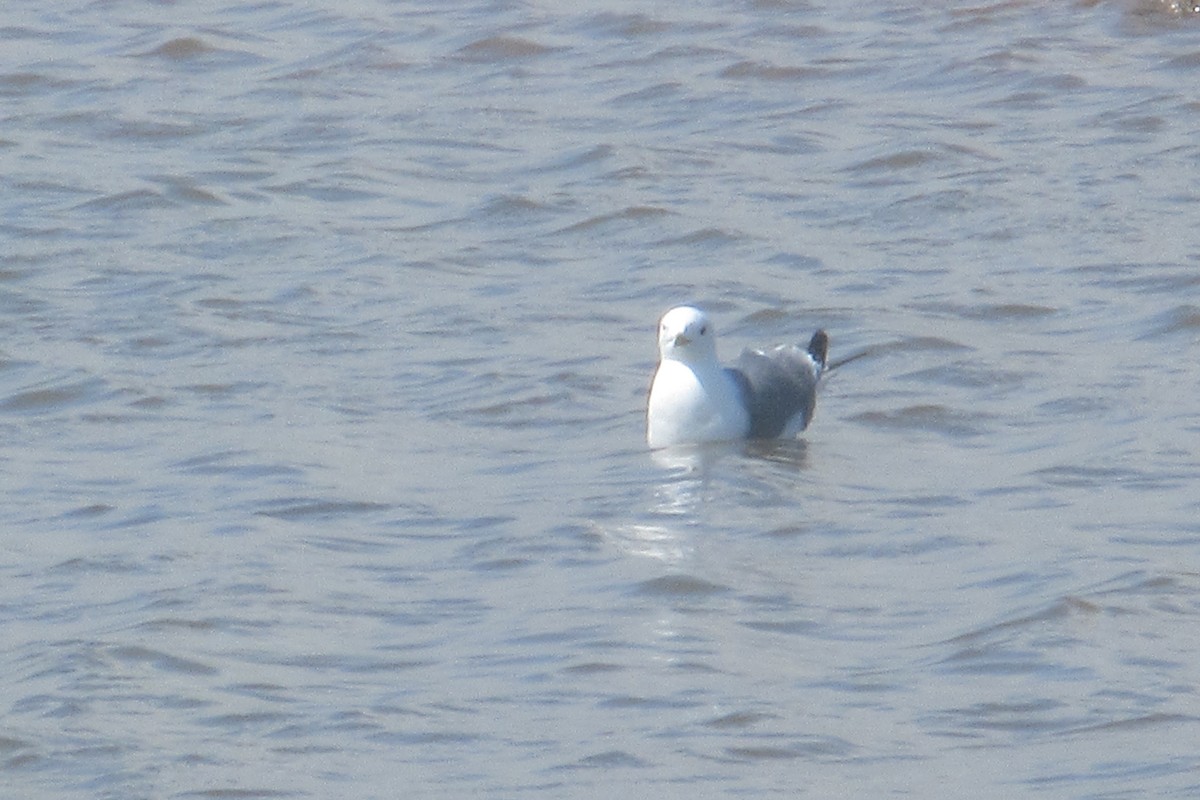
[646,305,828,449]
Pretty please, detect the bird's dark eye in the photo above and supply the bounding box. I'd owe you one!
[700,325,708,335]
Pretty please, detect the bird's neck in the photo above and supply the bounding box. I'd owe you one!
[663,351,720,375]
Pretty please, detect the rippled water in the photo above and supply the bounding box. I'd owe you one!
[4,1,1200,797]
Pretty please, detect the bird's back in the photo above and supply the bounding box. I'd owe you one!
[728,342,823,439]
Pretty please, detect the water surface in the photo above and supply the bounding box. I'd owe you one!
[4,1,1200,797]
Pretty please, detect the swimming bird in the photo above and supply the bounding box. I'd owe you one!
[646,305,828,449]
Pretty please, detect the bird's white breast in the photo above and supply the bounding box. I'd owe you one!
[646,360,749,448]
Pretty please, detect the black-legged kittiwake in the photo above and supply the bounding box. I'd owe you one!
[646,305,828,449]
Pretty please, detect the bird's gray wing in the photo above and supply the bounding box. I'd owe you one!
[726,345,821,439]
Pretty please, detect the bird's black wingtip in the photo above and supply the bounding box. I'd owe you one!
[807,329,829,368]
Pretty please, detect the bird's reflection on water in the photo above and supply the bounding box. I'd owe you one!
[603,438,811,563]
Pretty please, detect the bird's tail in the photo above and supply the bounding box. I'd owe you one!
[807,330,829,372]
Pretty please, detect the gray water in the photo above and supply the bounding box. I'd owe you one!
[4,1,1200,797]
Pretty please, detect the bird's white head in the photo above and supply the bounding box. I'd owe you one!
[657,305,718,365]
